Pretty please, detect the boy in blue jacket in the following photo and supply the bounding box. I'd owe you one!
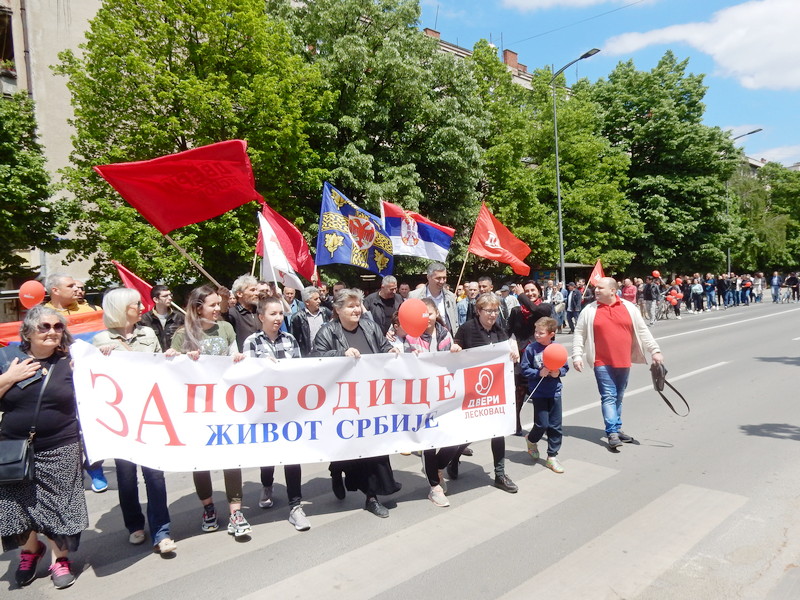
[520,317,568,473]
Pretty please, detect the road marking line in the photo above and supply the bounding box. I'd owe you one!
[560,362,729,418]
[242,460,618,600]
[498,483,747,600]
[655,307,800,341]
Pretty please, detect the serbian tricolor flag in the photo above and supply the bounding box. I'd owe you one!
[255,203,315,281]
[111,260,155,313]
[94,140,260,234]
[588,259,605,285]
[0,312,105,347]
[257,212,304,291]
[467,203,531,276]
[380,201,455,262]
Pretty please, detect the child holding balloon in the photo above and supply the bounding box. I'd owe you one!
[520,317,569,474]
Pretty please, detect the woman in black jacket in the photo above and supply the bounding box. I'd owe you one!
[312,289,401,518]
[448,293,520,494]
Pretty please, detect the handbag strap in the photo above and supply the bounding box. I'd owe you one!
[656,379,690,417]
[27,361,55,441]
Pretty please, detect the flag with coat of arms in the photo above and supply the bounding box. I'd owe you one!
[316,182,394,276]
[380,200,455,262]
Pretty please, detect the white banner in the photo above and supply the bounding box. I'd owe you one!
[71,340,515,471]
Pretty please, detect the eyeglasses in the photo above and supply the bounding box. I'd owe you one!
[481,309,500,315]
[37,322,65,333]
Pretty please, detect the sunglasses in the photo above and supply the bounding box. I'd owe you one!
[37,322,65,333]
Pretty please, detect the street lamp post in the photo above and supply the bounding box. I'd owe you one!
[726,128,763,274]
[551,48,600,286]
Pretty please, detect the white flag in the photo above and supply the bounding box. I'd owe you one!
[258,212,304,291]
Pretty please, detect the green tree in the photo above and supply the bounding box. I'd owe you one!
[590,52,738,273]
[280,0,485,275]
[0,93,57,281]
[55,0,329,287]
[754,162,800,268]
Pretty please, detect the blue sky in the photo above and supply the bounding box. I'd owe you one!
[419,0,800,166]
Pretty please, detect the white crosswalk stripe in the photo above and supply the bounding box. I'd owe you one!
[497,483,747,600]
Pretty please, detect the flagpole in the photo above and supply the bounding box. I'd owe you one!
[454,250,471,294]
[164,234,223,289]
[455,205,482,292]
[170,301,187,315]
[250,251,258,277]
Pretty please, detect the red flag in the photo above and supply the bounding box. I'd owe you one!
[255,203,316,281]
[467,203,531,276]
[588,259,605,286]
[111,261,155,313]
[94,140,260,234]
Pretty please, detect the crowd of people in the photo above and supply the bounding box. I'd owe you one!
[2,263,792,589]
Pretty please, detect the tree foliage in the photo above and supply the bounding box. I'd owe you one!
[280,0,485,276]
[55,0,329,287]
[0,93,56,282]
[590,52,738,273]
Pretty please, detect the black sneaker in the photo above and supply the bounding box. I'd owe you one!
[201,503,219,532]
[608,433,623,449]
[446,459,459,480]
[16,541,45,586]
[331,471,346,500]
[494,473,518,493]
[364,498,389,518]
[617,431,634,443]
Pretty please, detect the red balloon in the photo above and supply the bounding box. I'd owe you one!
[397,298,428,337]
[542,343,568,371]
[676,293,684,299]
[667,289,676,296]
[669,297,678,305]
[19,280,45,309]
[652,270,661,278]
[675,277,683,285]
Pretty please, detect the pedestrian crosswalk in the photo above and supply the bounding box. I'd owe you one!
[0,445,751,599]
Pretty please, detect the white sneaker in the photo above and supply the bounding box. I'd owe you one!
[289,505,311,531]
[428,485,449,507]
[259,485,273,509]
[155,538,177,554]
[227,510,252,537]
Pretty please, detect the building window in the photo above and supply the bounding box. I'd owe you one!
[1,9,15,78]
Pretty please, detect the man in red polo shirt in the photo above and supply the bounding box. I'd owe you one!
[572,277,663,449]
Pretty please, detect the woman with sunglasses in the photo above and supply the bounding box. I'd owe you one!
[448,293,520,494]
[0,306,88,589]
[92,288,177,554]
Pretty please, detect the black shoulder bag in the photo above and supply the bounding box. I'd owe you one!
[0,366,54,485]
[650,362,690,417]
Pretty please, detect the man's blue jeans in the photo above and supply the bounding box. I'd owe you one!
[594,366,630,434]
[115,459,172,544]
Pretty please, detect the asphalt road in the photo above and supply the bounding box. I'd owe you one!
[3,299,800,599]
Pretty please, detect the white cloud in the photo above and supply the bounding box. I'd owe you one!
[502,0,618,9]
[752,145,800,165]
[604,0,800,90]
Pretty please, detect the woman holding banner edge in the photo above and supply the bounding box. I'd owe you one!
[92,287,177,554]
[312,288,402,518]
[165,285,249,537]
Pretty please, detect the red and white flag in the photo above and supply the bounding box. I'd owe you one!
[258,212,304,291]
[588,259,605,285]
[111,260,155,312]
[255,203,315,281]
[467,204,531,276]
[95,140,259,234]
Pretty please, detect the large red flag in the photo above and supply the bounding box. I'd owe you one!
[255,203,316,281]
[467,203,531,276]
[111,260,155,312]
[588,259,605,286]
[94,140,260,234]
